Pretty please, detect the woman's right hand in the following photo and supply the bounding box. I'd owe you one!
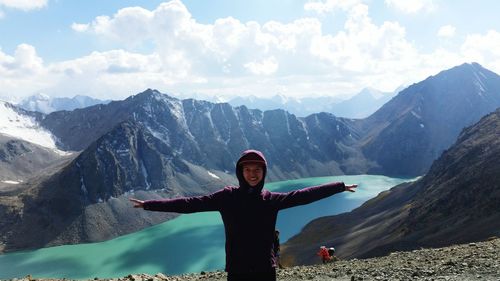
[129,198,145,208]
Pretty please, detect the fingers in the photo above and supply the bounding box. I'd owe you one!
[345,184,358,192]
[129,198,145,208]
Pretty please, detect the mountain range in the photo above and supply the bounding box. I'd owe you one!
[1,62,500,254]
[17,93,110,114]
[226,87,396,118]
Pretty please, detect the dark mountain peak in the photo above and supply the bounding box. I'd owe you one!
[428,62,499,88]
[127,88,178,105]
[457,61,490,73]
[137,88,161,96]
[396,62,497,96]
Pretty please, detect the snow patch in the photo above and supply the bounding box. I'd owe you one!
[168,99,185,121]
[411,110,422,119]
[80,176,88,196]
[140,160,151,190]
[0,101,58,149]
[146,124,168,142]
[52,149,74,156]
[208,171,220,179]
[472,71,487,95]
[1,180,20,185]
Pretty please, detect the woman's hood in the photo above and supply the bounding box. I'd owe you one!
[235,149,268,193]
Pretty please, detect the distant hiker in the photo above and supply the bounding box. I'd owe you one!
[328,247,339,262]
[317,246,338,263]
[274,229,283,269]
[130,149,357,281]
[317,246,332,264]
[327,247,335,257]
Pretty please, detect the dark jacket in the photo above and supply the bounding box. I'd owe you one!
[143,149,346,274]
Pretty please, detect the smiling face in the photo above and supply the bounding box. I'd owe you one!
[242,163,264,187]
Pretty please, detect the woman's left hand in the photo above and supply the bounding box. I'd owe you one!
[345,184,358,192]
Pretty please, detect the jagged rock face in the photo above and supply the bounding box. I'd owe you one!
[42,89,367,181]
[282,108,500,265]
[361,62,500,176]
[69,93,367,203]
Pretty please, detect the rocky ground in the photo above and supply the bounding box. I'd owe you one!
[5,237,500,281]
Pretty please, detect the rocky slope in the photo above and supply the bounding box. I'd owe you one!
[281,107,500,266]
[6,237,500,281]
[0,135,75,187]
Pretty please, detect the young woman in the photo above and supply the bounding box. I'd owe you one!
[130,149,357,281]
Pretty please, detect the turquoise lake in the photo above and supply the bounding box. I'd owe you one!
[0,175,412,279]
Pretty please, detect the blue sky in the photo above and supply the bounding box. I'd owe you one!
[1,0,500,101]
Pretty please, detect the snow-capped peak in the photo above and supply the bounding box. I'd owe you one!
[0,101,58,149]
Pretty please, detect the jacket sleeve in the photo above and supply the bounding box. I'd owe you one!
[143,187,229,213]
[272,182,346,210]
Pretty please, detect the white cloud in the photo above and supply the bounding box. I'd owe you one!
[71,23,89,32]
[385,0,436,14]
[461,30,500,70]
[0,44,44,75]
[0,44,53,97]
[74,1,329,79]
[0,0,47,11]
[3,0,500,102]
[304,0,361,14]
[244,57,279,75]
[438,25,456,38]
[68,1,431,97]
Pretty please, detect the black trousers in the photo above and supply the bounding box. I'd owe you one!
[227,270,276,281]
